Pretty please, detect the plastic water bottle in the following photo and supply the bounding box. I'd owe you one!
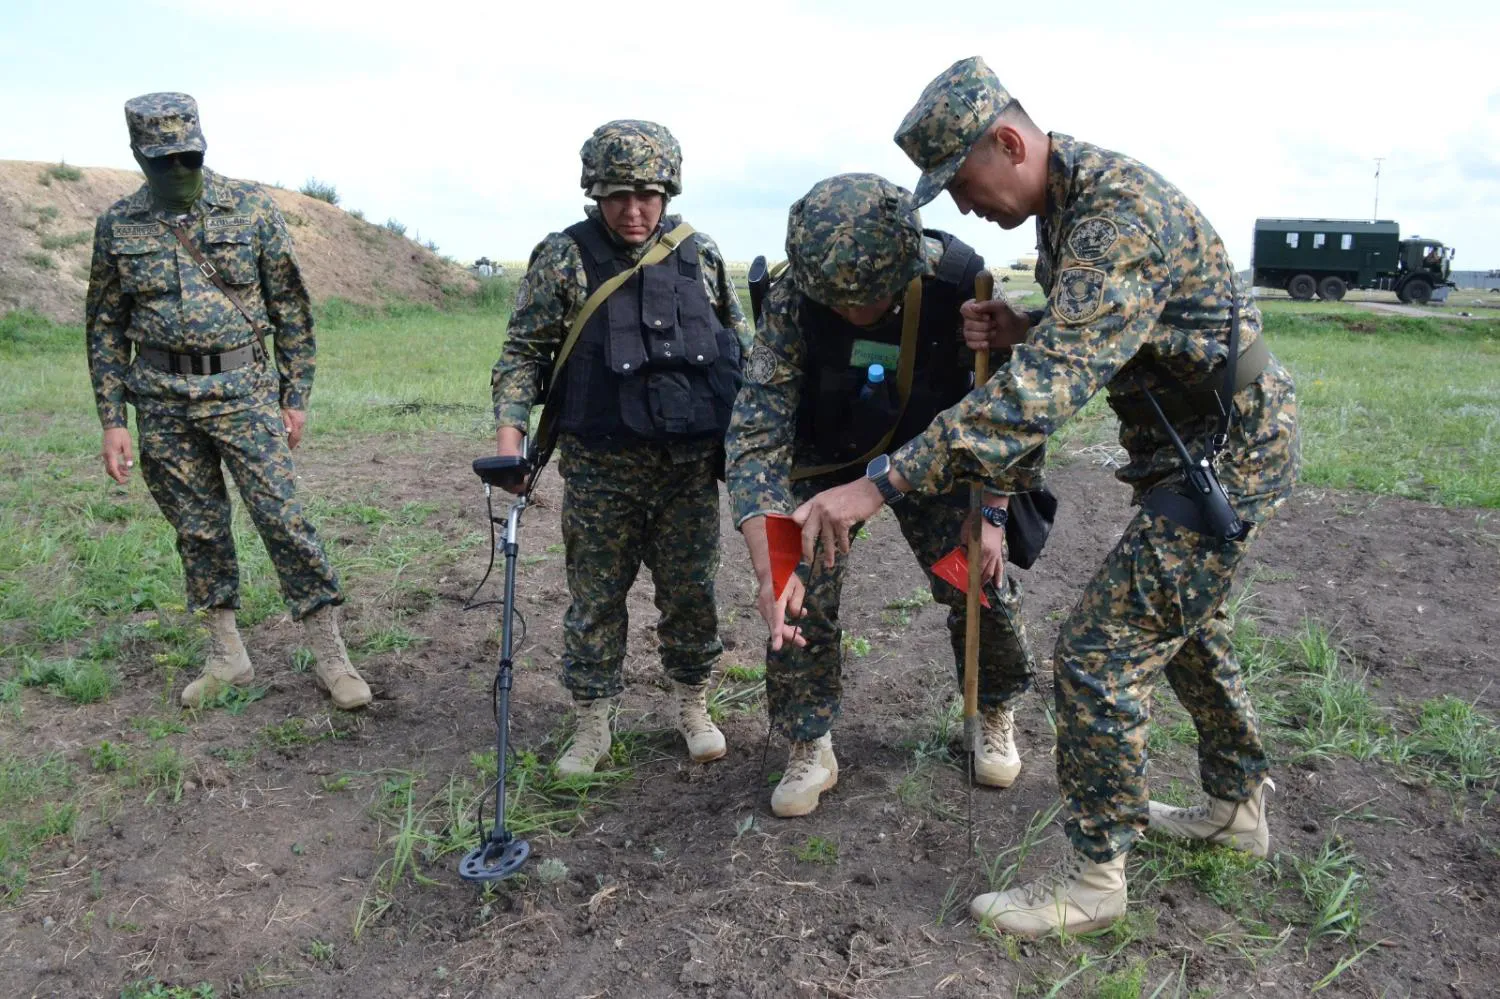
[858,363,886,402]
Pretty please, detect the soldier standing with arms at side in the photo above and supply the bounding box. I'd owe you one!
[87,93,370,711]
[727,173,1046,817]
[794,58,1299,936]
[490,120,750,776]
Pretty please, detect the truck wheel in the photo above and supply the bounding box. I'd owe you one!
[1317,276,1347,302]
[1404,278,1433,304]
[1288,274,1317,301]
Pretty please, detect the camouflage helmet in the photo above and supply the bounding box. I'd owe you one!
[785,173,925,309]
[579,120,683,197]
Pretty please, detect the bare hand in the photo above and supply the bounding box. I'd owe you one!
[792,478,885,569]
[960,297,1032,352]
[281,408,306,449]
[757,572,807,651]
[101,427,134,484]
[961,514,1007,589]
[494,426,532,495]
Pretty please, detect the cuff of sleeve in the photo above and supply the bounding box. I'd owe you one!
[734,507,787,530]
[99,404,128,430]
[891,436,948,496]
[280,387,308,411]
[494,402,533,429]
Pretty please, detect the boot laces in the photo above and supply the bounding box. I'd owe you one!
[982,708,1014,754]
[784,740,822,783]
[1012,853,1086,907]
[677,686,716,736]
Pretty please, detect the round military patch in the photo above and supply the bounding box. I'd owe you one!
[513,276,532,312]
[1067,217,1119,262]
[745,342,778,384]
[1052,267,1108,324]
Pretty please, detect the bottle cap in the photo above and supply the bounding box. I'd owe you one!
[867,363,886,383]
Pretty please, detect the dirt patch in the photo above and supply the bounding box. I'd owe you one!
[2,434,1498,997]
[0,160,474,324]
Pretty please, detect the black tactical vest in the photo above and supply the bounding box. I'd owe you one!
[555,217,742,445]
[795,231,984,477]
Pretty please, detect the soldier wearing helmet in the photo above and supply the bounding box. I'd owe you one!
[491,119,751,776]
[725,173,1047,818]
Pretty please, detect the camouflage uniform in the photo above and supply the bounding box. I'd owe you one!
[490,123,750,702]
[86,94,339,622]
[727,222,1037,743]
[892,59,1300,863]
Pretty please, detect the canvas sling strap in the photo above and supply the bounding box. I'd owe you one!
[167,220,272,361]
[532,221,697,454]
[791,276,923,481]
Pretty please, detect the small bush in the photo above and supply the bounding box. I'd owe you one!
[348,208,365,221]
[23,252,55,271]
[383,218,407,237]
[50,161,83,182]
[299,178,339,205]
[422,238,439,253]
[40,231,91,251]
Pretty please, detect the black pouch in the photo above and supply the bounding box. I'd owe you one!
[646,371,694,436]
[641,266,687,366]
[1004,487,1058,569]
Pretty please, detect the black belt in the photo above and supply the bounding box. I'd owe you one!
[137,342,263,376]
[1111,334,1270,426]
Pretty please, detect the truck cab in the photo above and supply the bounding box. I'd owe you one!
[1396,239,1455,304]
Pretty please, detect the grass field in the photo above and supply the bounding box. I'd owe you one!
[2,286,1498,994]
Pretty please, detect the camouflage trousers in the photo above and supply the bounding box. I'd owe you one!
[1055,511,1271,862]
[767,486,1035,742]
[137,404,340,621]
[558,439,723,700]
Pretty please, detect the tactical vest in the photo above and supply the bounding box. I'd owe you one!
[795,231,984,479]
[554,218,742,444]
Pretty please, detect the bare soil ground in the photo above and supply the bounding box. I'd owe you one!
[0,161,474,324]
[2,432,1498,998]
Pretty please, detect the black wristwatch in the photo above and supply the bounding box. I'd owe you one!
[980,504,1009,529]
[865,454,906,505]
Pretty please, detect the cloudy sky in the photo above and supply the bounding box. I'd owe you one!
[4,0,1498,273]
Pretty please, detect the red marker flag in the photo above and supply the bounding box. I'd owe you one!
[931,547,991,608]
[765,513,803,599]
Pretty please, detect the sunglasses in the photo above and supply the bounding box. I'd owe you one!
[142,151,204,173]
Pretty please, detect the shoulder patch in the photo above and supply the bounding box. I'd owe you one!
[1066,217,1119,262]
[745,343,778,384]
[205,214,254,231]
[1052,267,1108,324]
[513,275,532,312]
[112,222,164,238]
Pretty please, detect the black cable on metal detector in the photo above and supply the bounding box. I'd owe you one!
[458,453,537,884]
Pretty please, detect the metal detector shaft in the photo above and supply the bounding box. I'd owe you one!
[490,491,526,840]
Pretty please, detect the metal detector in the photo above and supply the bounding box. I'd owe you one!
[458,452,535,883]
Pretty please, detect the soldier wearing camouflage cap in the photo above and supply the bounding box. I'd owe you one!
[794,57,1300,935]
[726,173,1051,817]
[87,92,371,712]
[491,119,751,776]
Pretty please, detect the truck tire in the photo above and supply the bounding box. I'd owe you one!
[1404,277,1433,304]
[1317,276,1347,302]
[1288,274,1316,301]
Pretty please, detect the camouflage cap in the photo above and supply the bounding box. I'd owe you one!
[124,92,207,158]
[580,120,682,197]
[894,56,1013,208]
[785,173,926,310]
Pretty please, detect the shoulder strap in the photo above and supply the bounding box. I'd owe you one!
[1212,281,1241,452]
[531,221,696,454]
[928,230,977,290]
[791,277,923,481]
[167,221,269,357]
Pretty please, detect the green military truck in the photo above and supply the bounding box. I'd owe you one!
[1251,218,1456,304]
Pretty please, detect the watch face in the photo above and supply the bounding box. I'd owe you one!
[866,454,890,479]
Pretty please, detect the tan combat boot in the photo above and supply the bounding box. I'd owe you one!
[970,852,1127,937]
[975,704,1021,788]
[556,696,615,776]
[301,604,372,710]
[181,608,255,708]
[673,680,727,763]
[770,733,838,818]
[1147,778,1274,858]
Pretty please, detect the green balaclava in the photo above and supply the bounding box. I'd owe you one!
[133,149,203,213]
